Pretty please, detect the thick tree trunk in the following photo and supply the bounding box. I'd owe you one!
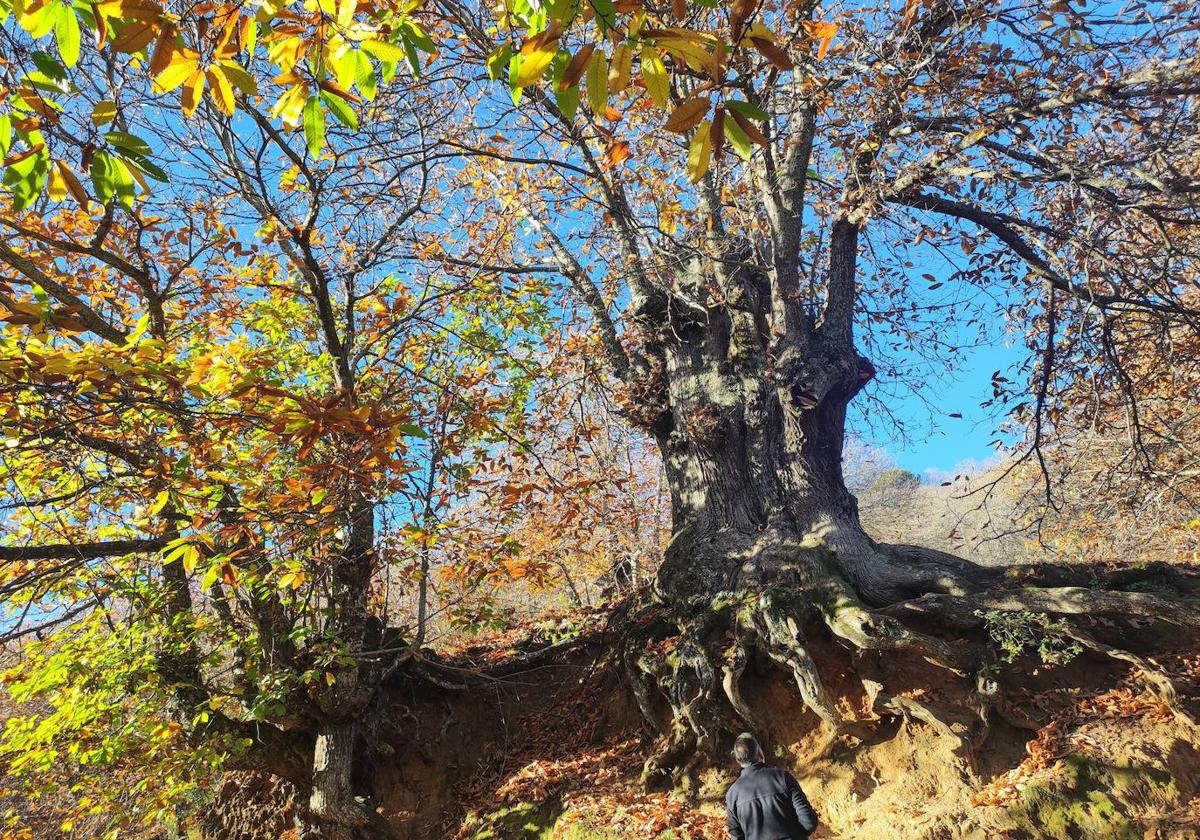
[639,247,944,608]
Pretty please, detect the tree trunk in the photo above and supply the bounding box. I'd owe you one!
[639,246,940,608]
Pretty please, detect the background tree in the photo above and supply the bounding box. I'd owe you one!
[0,27,554,837]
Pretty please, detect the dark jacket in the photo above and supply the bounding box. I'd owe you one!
[725,762,819,840]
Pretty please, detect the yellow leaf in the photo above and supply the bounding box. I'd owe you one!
[269,35,305,72]
[640,48,668,108]
[47,162,68,202]
[687,119,713,182]
[206,65,236,115]
[181,68,205,117]
[91,100,119,125]
[608,43,632,92]
[271,84,308,128]
[586,47,608,113]
[517,40,557,87]
[656,38,711,73]
[181,544,200,574]
[152,49,199,93]
[337,0,357,28]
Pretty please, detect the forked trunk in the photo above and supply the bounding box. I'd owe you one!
[637,250,916,605]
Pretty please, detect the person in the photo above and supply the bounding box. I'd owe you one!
[725,733,819,840]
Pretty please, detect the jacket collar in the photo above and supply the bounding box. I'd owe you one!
[739,762,767,776]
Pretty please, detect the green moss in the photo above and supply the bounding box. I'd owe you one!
[999,754,1187,840]
[465,800,562,839]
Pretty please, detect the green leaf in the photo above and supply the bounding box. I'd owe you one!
[723,113,752,160]
[0,113,11,159]
[589,0,614,33]
[320,90,358,129]
[399,19,435,53]
[104,131,152,156]
[303,96,324,157]
[90,151,135,209]
[725,99,769,122]
[30,50,67,80]
[54,6,80,67]
[361,38,406,63]
[486,44,512,81]
[355,51,378,100]
[118,152,169,183]
[555,83,579,120]
[200,563,220,590]
[398,423,427,439]
[3,146,49,211]
[508,53,523,106]
[400,31,421,78]
[586,48,607,113]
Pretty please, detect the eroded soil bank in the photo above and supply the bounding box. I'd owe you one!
[200,604,1200,840]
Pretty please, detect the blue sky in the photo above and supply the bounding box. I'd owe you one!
[872,336,1022,480]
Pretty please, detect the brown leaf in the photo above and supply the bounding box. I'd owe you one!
[559,43,596,91]
[731,0,756,23]
[664,96,709,133]
[750,36,793,70]
[730,109,768,147]
[710,107,726,160]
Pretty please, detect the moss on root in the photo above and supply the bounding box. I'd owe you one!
[998,754,1188,840]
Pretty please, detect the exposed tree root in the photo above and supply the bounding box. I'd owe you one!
[621,537,1200,792]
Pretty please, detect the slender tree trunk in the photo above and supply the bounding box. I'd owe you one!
[308,722,365,840]
[306,497,378,838]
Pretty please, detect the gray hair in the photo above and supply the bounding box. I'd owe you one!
[732,732,761,767]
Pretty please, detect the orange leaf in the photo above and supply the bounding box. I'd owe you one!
[603,140,631,167]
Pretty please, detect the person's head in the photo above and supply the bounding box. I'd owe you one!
[732,733,764,768]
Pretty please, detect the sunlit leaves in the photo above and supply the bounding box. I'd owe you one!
[303,95,325,157]
[687,118,713,181]
[2,0,435,208]
[666,96,709,133]
[585,47,608,114]
[54,5,81,66]
[641,48,668,108]
[90,150,135,208]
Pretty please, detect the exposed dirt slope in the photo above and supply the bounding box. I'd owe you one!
[201,606,1200,840]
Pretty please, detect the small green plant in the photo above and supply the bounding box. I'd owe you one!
[977,609,1083,665]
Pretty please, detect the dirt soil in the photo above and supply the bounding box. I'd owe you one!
[200,613,1200,840]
